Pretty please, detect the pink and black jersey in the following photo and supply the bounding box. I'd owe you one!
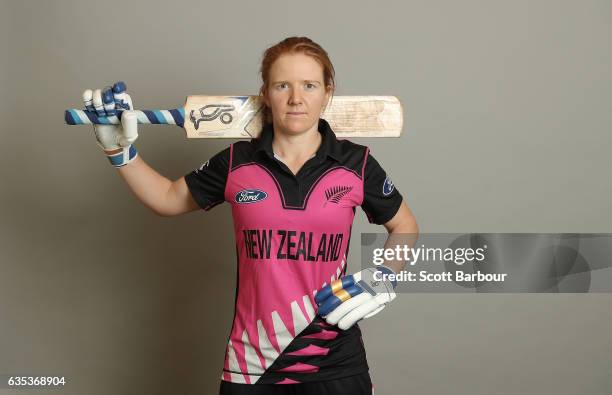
[185,119,403,385]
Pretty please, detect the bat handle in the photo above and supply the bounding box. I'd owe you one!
[64,108,185,127]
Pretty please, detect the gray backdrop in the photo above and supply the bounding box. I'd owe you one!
[1,0,611,394]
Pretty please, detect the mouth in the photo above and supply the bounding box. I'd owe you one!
[287,112,307,116]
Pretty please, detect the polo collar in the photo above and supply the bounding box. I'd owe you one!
[254,118,342,162]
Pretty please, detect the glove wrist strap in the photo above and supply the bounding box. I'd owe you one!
[103,145,138,167]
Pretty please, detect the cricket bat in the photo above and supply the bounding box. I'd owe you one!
[65,96,403,138]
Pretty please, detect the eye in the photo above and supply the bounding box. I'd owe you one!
[305,83,316,90]
[277,83,288,90]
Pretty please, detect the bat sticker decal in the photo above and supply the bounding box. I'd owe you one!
[190,104,236,130]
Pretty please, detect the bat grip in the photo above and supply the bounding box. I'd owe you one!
[64,108,185,127]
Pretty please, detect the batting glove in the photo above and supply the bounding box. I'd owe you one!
[83,81,138,167]
[315,265,397,330]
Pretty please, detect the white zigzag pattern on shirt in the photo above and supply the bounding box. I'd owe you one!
[225,254,347,383]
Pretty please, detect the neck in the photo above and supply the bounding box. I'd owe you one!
[271,123,322,162]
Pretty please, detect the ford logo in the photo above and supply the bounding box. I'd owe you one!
[235,189,268,204]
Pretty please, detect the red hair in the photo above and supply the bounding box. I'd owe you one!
[259,36,336,123]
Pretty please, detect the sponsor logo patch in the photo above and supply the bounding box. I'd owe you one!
[235,189,268,204]
[196,160,210,173]
[383,176,395,196]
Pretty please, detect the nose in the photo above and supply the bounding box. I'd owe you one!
[289,88,303,105]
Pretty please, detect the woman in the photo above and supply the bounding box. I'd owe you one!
[84,36,418,395]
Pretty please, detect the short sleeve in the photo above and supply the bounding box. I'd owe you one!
[184,146,231,211]
[361,151,403,225]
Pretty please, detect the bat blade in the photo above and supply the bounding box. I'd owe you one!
[320,96,403,138]
[183,95,402,138]
[65,95,403,138]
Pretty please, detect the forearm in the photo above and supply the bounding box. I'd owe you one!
[381,203,420,274]
[116,155,183,216]
[381,230,418,274]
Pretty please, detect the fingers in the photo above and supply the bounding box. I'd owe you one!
[81,81,133,116]
[120,110,138,145]
[325,293,371,324]
[337,298,382,330]
[317,283,363,317]
[102,87,116,115]
[92,88,105,116]
[112,81,133,110]
[315,276,355,305]
[83,89,94,112]
[363,305,385,320]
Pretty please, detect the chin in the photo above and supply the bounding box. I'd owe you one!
[277,116,317,134]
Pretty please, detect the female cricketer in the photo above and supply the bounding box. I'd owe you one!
[83,36,418,394]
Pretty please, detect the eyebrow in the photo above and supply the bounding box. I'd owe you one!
[271,80,321,85]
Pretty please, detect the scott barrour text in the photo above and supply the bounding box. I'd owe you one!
[373,269,508,283]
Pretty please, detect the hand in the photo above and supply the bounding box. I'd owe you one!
[315,265,397,330]
[82,81,138,167]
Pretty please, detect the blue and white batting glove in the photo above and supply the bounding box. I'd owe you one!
[315,265,397,330]
[82,81,138,167]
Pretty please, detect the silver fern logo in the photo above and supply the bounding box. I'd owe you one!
[324,186,353,206]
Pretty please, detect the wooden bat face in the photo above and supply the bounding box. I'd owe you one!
[183,95,403,138]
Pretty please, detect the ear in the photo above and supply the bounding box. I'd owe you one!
[322,85,334,110]
[260,90,270,108]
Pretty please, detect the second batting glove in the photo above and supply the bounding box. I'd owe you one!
[315,265,397,330]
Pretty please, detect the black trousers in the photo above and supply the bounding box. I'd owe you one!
[219,372,373,395]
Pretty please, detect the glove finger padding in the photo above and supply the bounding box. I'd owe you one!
[316,266,398,330]
[119,110,138,146]
[92,88,105,116]
[314,276,356,305]
[102,87,116,115]
[112,81,132,110]
[82,89,94,112]
[363,304,385,319]
[317,283,363,317]
[336,288,397,329]
[337,297,383,330]
[325,292,372,324]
